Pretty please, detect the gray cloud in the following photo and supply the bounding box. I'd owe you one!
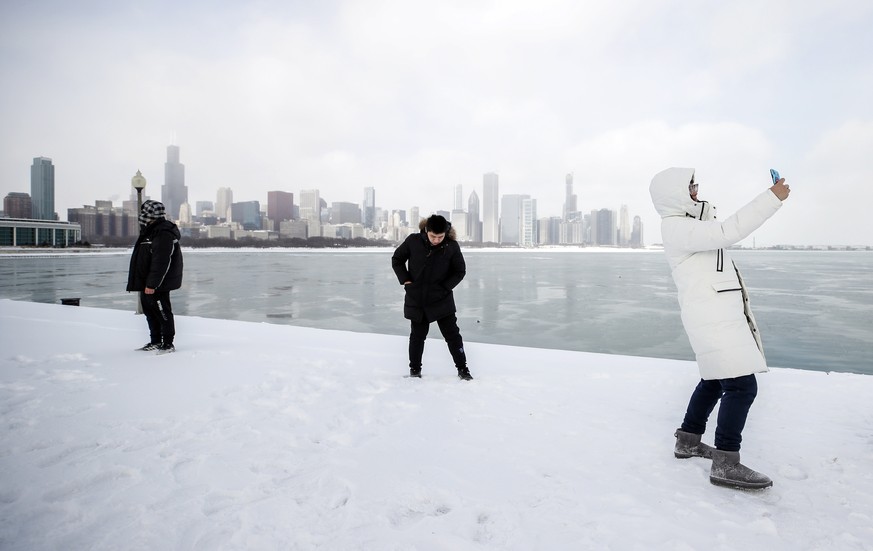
[2,0,872,244]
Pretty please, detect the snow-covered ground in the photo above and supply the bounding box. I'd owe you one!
[1,299,871,550]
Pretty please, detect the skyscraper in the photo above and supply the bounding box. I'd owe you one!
[231,201,261,231]
[500,194,529,245]
[631,216,644,248]
[299,189,321,221]
[267,191,294,231]
[454,184,464,211]
[596,208,616,246]
[468,190,482,242]
[30,157,55,220]
[619,204,631,246]
[216,188,233,221]
[362,187,376,228]
[563,173,578,222]
[521,198,537,247]
[330,202,361,224]
[161,144,188,221]
[483,172,499,243]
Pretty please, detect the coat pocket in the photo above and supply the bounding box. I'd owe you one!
[711,281,742,293]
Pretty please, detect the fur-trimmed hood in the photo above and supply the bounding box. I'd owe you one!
[418,218,457,241]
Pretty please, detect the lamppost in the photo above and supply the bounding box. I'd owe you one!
[131,170,147,212]
[131,170,147,315]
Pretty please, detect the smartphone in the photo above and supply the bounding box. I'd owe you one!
[770,169,781,184]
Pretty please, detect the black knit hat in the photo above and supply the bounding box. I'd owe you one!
[139,200,166,227]
[425,214,449,234]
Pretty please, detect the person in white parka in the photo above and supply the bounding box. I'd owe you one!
[649,167,791,490]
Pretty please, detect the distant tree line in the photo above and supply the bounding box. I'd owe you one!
[70,235,398,249]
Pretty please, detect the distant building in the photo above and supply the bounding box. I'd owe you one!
[161,144,188,221]
[67,200,138,241]
[178,202,193,225]
[299,189,320,223]
[595,208,616,246]
[4,192,32,219]
[467,191,482,242]
[267,191,294,231]
[362,187,376,228]
[560,220,584,245]
[0,218,80,247]
[539,217,561,245]
[323,223,366,239]
[196,201,214,216]
[451,210,469,241]
[631,216,644,248]
[330,202,361,224]
[216,188,233,221]
[231,201,261,231]
[500,194,530,245]
[30,157,56,220]
[619,204,630,246]
[279,219,308,239]
[521,198,537,247]
[483,173,499,243]
[206,225,233,239]
[563,173,579,222]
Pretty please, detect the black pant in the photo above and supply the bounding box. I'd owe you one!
[140,290,175,345]
[409,314,466,370]
[681,374,758,452]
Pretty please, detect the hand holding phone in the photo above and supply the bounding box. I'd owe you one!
[769,169,790,201]
[770,169,781,184]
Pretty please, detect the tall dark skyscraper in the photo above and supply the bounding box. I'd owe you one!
[267,191,295,231]
[563,173,578,222]
[30,157,55,220]
[161,144,188,221]
[362,187,376,228]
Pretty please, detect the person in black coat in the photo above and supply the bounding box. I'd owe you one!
[391,214,472,380]
[127,200,183,353]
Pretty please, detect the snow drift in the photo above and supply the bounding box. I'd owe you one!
[1,300,871,550]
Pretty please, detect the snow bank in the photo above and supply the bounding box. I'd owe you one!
[1,299,871,550]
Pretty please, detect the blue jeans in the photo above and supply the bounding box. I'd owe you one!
[681,374,758,452]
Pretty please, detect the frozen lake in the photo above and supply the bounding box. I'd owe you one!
[1,248,870,375]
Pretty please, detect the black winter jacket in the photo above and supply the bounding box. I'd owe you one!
[391,227,466,323]
[127,219,183,292]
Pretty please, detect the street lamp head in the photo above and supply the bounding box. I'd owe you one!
[131,170,147,191]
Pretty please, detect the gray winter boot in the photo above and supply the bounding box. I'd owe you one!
[674,429,714,459]
[710,450,773,490]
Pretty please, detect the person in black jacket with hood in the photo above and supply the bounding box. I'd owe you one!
[392,214,472,380]
[127,200,183,353]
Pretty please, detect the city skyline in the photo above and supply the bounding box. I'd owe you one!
[5,143,652,246]
[2,2,872,245]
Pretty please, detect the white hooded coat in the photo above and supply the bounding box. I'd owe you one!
[649,167,783,380]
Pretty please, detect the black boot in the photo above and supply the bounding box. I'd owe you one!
[457,367,473,381]
[409,368,422,378]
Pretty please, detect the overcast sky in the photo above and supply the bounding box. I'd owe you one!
[2,0,871,245]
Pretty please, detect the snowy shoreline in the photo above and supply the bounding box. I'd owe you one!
[1,299,872,550]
